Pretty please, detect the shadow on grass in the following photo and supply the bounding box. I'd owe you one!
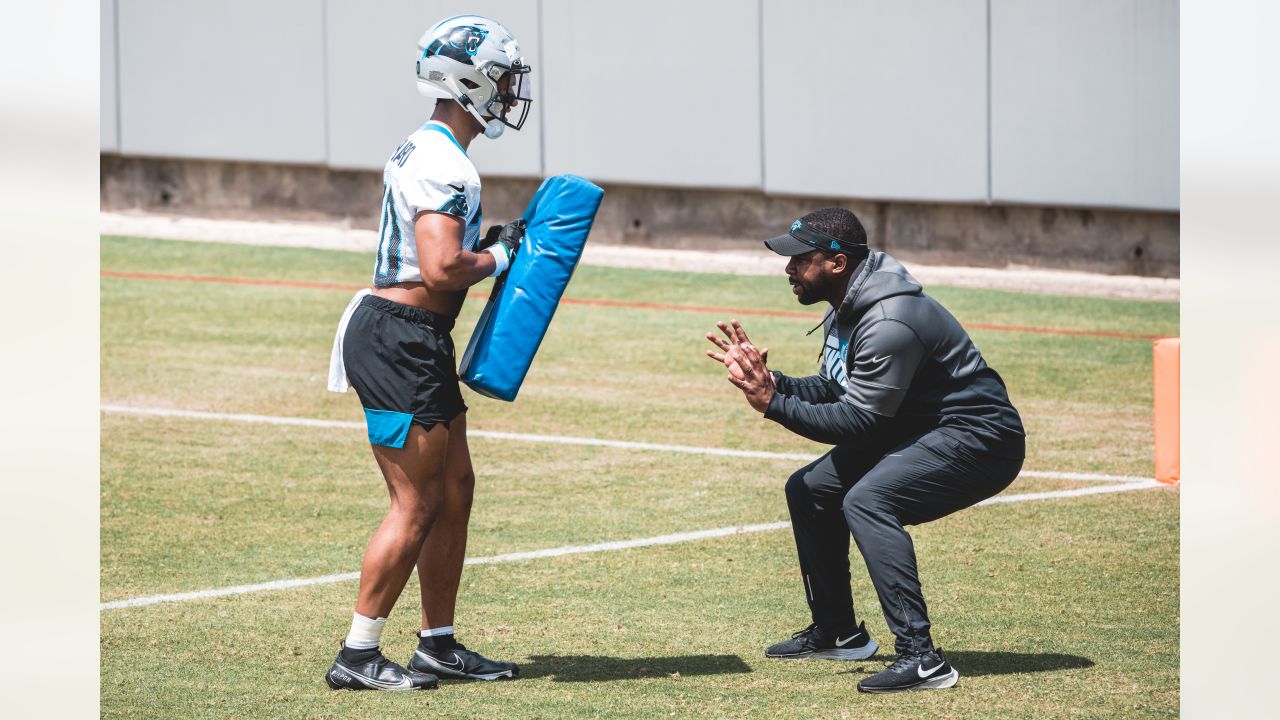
[937,650,1094,677]
[521,654,752,682]
[832,651,1093,678]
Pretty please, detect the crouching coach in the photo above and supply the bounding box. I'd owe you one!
[705,207,1025,693]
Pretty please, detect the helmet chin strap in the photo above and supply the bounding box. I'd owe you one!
[460,100,505,140]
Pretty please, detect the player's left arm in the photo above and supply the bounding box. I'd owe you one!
[761,319,928,445]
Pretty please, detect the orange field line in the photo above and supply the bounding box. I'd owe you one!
[100,270,1162,340]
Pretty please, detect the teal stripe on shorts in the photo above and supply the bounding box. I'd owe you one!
[363,408,414,448]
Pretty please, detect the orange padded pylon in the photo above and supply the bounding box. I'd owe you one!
[1153,338,1180,485]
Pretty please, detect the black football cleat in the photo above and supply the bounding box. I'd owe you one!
[325,645,438,691]
[765,621,878,660]
[857,647,959,693]
[409,642,519,681]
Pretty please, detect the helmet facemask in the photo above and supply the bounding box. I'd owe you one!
[488,61,533,132]
[470,61,533,139]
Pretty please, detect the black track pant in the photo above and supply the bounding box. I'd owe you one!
[785,429,1023,655]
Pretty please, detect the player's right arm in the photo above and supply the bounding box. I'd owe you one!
[773,372,840,404]
[415,211,499,291]
[763,319,927,445]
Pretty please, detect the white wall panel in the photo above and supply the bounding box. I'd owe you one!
[106,0,1180,210]
[991,0,1179,210]
[541,0,762,189]
[762,0,988,202]
[116,0,326,163]
[325,0,542,176]
[101,0,119,152]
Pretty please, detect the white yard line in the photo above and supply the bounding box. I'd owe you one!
[101,404,1151,482]
[1015,470,1149,484]
[975,480,1161,505]
[100,572,362,611]
[100,481,1161,612]
[100,404,1167,612]
[99,522,793,611]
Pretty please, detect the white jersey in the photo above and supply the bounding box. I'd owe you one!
[372,121,482,286]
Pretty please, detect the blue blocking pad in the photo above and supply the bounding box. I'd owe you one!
[460,174,604,401]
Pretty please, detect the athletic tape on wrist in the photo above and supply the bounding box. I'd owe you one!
[486,244,510,277]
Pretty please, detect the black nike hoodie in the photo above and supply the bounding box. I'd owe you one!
[763,251,1025,456]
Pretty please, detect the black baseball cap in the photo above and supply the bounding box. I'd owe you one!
[765,215,868,257]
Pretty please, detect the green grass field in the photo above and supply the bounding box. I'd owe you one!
[101,236,1179,718]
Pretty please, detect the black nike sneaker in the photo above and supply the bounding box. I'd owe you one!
[408,642,520,681]
[856,647,959,693]
[764,621,878,660]
[325,645,438,691]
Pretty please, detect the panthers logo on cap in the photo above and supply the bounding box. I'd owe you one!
[791,220,803,233]
[424,25,489,65]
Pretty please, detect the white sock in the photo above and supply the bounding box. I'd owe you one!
[345,613,387,650]
[419,625,454,638]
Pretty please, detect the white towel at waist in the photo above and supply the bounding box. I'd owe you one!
[328,288,372,392]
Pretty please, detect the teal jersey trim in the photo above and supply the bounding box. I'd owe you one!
[421,121,467,156]
[363,408,414,448]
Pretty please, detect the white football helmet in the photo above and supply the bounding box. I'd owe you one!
[416,15,533,139]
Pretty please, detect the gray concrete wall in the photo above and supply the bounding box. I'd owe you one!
[100,0,118,152]
[763,0,989,203]
[323,0,543,177]
[102,156,1178,277]
[991,0,1179,210]
[115,0,328,163]
[541,0,762,189]
[103,0,1180,209]
[101,1,1180,274]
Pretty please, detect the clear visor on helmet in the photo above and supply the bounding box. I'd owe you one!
[491,62,533,131]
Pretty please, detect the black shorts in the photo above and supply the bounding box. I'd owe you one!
[342,295,467,448]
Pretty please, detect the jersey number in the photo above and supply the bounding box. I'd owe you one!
[374,184,402,285]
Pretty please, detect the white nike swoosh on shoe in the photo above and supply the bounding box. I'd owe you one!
[834,635,861,647]
[917,661,946,678]
[335,661,414,690]
[417,650,465,672]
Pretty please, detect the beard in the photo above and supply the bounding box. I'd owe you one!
[790,276,824,306]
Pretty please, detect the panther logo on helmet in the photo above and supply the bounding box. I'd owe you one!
[424,25,489,65]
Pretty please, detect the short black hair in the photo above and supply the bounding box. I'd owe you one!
[800,207,868,251]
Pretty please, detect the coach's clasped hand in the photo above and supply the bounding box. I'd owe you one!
[705,319,776,413]
[479,218,527,276]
